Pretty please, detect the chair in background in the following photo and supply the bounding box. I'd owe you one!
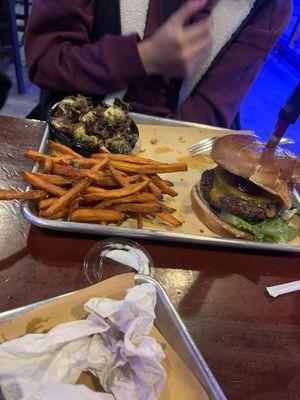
[0,0,31,94]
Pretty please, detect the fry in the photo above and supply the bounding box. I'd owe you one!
[21,172,66,196]
[59,158,99,168]
[42,178,91,218]
[34,173,72,186]
[25,150,73,163]
[78,196,99,206]
[57,157,108,169]
[163,179,174,187]
[90,158,109,172]
[84,180,149,200]
[44,159,52,174]
[5,141,185,231]
[126,174,143,184]
[94,176,119,188]
[51,209,69,220]
[91,153,163,165]
[108,161,128,187]
[154,213,182,227]
[148,181,163,199]
[48,140,84,158]
[0,189,48,200]
[68,198,80,220]
[137,213,143,229]
[38,197,58,209]
[73,157,182,173]
[69,208,125,223]
[140,174,163,199]
[25,150,51,163]
[151,175,178,197]
[111,160,188,174]
[52,164,105,181]
[159,204,177,214]
[94,193,156,209]
[39,208,68,220]
[112,202,164,213]
[84,186,109,194]
[118,170,129,177]
[42,159,108,218]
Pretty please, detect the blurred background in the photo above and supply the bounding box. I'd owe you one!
[240,0,300,152]
[0,0,299,152]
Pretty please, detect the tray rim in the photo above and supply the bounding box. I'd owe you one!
[136,275,227,400]
[20,116,300,253]
[0,275,227,400]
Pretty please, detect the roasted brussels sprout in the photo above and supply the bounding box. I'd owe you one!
[73,122,87,137]
[51,116,74,135]
[58,94,92,120]
[79,109,98,125]
[103,106,126,125]
[113,98,132,113]
[73,130,99,147]
[73,122,99,147]
[105,136,132,154]
[51,95,138,154]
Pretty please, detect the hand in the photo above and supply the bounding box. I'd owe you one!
[138,0,212,78]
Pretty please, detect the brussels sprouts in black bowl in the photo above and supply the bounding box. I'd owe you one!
[47,95,139,157]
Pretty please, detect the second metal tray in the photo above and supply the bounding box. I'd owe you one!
[0,275,226,400]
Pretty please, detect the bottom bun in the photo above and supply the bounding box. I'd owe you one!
[191,184,252,240]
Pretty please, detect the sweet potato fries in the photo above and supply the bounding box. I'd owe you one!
[0,141,187,229]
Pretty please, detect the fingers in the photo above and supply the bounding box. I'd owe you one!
[173,0,208,25]
[185,42,212,76]
[179,27,212,76]
[183,15,212,43]
[189,33,212,60]
[179,16,212,76]
[137,0,212,78]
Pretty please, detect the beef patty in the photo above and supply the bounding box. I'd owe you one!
[200,169,281,221]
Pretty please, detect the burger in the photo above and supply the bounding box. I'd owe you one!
[191,134,300,243]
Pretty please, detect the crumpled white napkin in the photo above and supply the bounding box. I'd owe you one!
[0,284,167,400]
[4,380,114,400]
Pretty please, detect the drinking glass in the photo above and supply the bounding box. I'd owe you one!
[82,238,154,285]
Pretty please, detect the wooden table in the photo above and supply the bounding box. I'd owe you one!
[1,115,300,400]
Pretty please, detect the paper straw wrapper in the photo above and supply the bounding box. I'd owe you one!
[266,280,300,297]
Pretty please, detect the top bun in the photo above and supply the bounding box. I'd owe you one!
[211,134,298,209]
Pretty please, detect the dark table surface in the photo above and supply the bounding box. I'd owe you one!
[1,115,300,400]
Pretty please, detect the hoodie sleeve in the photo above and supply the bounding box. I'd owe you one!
[24,0,147,95]
[168,0,292,128]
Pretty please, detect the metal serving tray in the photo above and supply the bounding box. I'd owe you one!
[20,114,300,252]
[0,275,227,400]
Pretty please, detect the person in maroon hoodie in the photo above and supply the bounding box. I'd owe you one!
[25,0,291,129]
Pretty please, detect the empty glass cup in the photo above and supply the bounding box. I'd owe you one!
[82,238,154,285]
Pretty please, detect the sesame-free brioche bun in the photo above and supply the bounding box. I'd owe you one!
[211,134,298,209]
